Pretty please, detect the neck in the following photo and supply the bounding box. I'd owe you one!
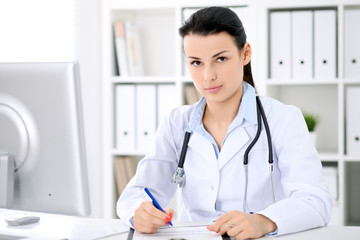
[203,87,243,126]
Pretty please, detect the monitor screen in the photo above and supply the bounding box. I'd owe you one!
[0,62,90,216]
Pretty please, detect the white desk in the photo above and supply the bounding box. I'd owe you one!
[1,209,360,240]
[0,209,128,240]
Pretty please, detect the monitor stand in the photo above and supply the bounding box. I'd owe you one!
[0,152,15,208]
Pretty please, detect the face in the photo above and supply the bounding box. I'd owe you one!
[183,31,251,105]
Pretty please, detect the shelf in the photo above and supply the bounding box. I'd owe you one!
[179,0,249,8]
[109,0,176,9]
[111,76,178,84]
[342,79,360,84]
[343,156,360,162]
[319,152,340,161]
[112,149,146,156]
[266,79,339,85]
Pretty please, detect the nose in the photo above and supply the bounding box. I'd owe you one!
[203,66,217,82]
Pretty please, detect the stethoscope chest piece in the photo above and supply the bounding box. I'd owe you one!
[172,131,191,188]
[172,167,186,188]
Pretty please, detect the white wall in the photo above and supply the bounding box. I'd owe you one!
[0,0,103,217]
[73,0,102,218]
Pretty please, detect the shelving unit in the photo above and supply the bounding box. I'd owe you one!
[101,0,360,226]
[260,0,360,226]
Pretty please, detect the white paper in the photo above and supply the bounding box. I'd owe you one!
[133,222,222,240]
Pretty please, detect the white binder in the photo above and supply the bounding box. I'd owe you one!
[346,87,360,156]
[115,84,136,151]
[292,11,313,79]
[157,84,177,127]
[344,9,360,78]
[270,11,291,79]
[314,10,336,79]
[136,84,156,152]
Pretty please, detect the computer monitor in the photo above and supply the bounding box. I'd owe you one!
[0,62,90,216]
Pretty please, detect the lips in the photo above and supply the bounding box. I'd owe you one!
[205,85,222,94]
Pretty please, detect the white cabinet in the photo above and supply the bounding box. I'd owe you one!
[102,0,360,226]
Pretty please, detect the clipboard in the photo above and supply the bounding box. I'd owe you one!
[127,227,231,240]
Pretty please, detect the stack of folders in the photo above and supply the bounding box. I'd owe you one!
[115,84,177,153]
[184,85,202,105]
[270,10,336,79]
[114,156,138,197]
[113,21,144,76]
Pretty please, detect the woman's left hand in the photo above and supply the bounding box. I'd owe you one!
[207,210,277,240]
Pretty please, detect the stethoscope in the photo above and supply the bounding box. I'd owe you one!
[172,96,275,213]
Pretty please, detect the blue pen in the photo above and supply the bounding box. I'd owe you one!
[144,187,173,226]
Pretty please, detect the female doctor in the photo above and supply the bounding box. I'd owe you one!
[117,6,332,239]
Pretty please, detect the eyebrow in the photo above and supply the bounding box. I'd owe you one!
[187,50,229,60]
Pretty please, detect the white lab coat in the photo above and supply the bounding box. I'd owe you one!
[117,83,332,236]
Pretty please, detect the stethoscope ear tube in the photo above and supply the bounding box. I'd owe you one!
[244,97,262,165]
[178,131,191,168]
[256,96,273,164]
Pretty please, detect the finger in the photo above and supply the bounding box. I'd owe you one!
[143,201,170,222]
[226,224,244,238]
[219,221,234,235]
[234,230,252,240]
[208,215,232,233]
[134,209,161,233]
[164,208,174,221]
[134,202,168,232]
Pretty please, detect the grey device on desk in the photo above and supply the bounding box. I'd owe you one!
[5,215,40,226]
[0,62,90,216]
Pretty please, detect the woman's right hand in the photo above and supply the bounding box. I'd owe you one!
[133,201,173,233]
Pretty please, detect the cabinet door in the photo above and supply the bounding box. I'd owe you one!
[270,11,291,79]
[292,11,313,79]
[136,84,156,152]
[115,85,136,151]
[344,9,360,78]
[314,10,337,79]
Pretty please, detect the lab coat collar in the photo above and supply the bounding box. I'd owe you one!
[187,82,258,133]
[188,132,217,164]
[217,127,250,169]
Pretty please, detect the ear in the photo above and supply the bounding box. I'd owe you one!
[243,42,252,65]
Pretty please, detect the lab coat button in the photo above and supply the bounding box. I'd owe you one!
[210,186,215,190]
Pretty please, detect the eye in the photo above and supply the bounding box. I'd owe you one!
[217,57,227,63]
[190,60,201,66]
